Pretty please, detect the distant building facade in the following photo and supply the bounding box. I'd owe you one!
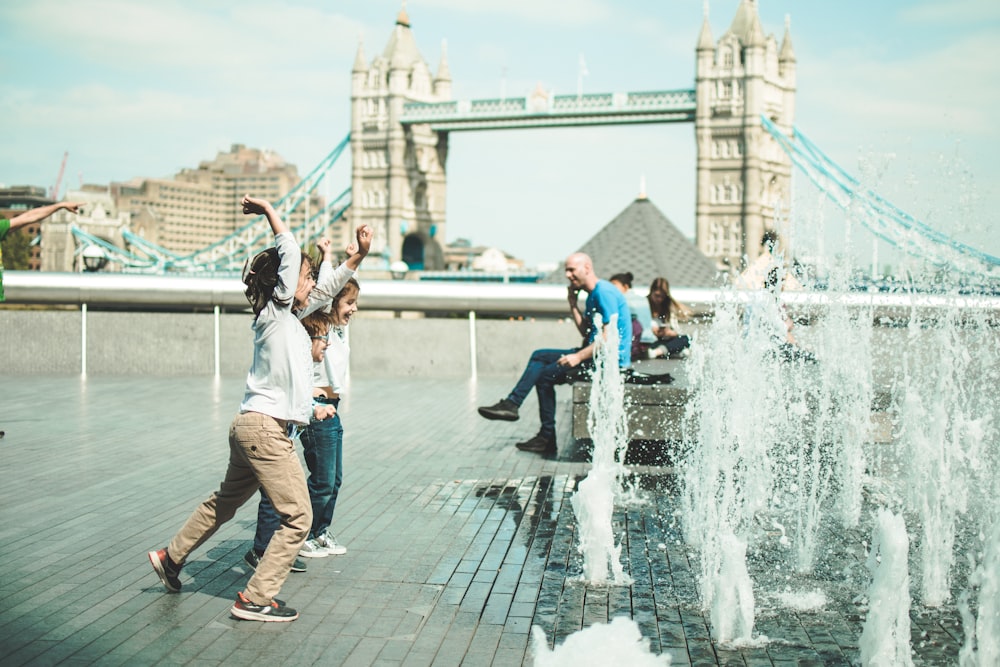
[351,7,450,271]
[111,144,329,256]
[41,186,129,273]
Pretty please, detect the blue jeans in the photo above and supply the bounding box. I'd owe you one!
[507,348,587,439]
[253,398,343,553]
[300,405,343,539]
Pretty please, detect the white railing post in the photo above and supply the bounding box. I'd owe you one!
[81,303,88,377]
[214,305,221,378]
[469,310,477,380]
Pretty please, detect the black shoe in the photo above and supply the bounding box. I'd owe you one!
[230,591,299,622]
[478,399,519,421]
[148,548,182,593]
[243,549,307,573]
[515,433,556,453]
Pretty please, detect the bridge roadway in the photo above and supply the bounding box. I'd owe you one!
[1,374,963,666]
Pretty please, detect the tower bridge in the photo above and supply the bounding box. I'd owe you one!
[58,1,999,282]
[351,0,795,272]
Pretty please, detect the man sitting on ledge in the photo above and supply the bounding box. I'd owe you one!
[477,252,631,454]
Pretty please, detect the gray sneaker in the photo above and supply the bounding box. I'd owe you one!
[243,549,307,573]
[478,399,519,421]
[316,530,347,555]
[299,538,330,558]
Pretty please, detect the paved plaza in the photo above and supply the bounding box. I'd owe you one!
[1,375,965,666]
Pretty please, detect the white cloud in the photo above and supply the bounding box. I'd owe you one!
[900,0,1000,24]
[803,32,1000,138]
[1,0,364,72]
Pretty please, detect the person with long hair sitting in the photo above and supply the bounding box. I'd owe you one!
[645,276,691,359]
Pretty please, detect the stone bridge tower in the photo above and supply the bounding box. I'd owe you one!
[350,6,451,270]
[695,0,796,270]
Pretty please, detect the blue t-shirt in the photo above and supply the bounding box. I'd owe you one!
[584,279,632,368]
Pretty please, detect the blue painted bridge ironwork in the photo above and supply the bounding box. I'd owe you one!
[400,89,697,131]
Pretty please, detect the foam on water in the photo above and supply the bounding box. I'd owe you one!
[774,589,828,611]
[530,617,671,667]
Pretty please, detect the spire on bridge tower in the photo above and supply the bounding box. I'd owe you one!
[396,0,410,27]
[779,15,796,63]
[697,4,713,51]
[436,40,451,82]
[353,38,367,73]
[434,39,452,98]
[728,0,763,44]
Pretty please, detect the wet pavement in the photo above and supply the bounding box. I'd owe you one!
[0,376,965,665]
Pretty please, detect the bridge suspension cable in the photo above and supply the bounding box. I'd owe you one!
[761,116,1000,278]
[73,134,352,274]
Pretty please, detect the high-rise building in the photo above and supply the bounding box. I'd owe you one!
[112,144,326,256]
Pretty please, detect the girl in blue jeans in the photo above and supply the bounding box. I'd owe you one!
[298,277,361,557]
[249,235,370,566]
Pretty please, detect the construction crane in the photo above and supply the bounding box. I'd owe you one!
[49,151,68,200]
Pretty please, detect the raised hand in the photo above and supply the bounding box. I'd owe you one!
[242,194,271,216]
[355,225,373,255]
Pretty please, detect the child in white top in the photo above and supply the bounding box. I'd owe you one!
[148,195,325,623]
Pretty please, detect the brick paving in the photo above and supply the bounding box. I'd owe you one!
[0,375,965,665]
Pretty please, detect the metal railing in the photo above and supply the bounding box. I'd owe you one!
[6,271,1000,315]
[400,89,697,131]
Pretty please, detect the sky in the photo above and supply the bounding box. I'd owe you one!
[1,0,998,272]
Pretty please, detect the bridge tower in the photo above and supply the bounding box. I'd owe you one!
[350,6,451,270]
[695,0,796,271]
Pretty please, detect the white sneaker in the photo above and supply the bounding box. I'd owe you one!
[316,530,347,555]
[298,538,330,558]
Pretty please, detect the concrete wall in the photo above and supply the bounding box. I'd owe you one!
[0,308,582,377]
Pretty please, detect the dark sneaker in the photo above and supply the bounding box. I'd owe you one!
[478,399,519,421]
[148,548,182,593]
[243,549,307,573]
[230,591,299,622]
[516,433,557,453]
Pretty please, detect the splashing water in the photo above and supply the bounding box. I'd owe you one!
[571,313,631,585]
[709,530,756,643]
[530,616,670,666]
[959,516,1000,666]
[859,508,914,667]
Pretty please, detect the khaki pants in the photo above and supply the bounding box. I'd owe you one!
[168,412,311,605]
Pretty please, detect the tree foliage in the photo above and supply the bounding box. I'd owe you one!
[1,228,33,270]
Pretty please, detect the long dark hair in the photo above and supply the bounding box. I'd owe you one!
[242,248,311,317]
[647,276,678,322]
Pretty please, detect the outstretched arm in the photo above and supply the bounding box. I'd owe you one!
[344,224,373,272]
[10,201,84,231]
[242,195,288,236]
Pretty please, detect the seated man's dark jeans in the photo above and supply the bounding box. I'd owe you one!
[507,348,592,439]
